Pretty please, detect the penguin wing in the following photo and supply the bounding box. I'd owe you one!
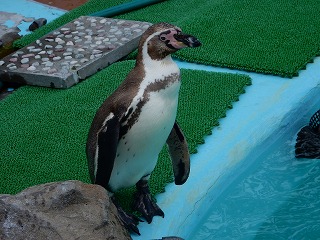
[93,113,121,190]
[166,121,190,185]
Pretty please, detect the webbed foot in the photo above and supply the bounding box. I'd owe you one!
[133,180,165,223]
[111,196,143,235]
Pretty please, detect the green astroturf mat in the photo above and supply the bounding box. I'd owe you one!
[14,0,320,77]
[0,60,251,211]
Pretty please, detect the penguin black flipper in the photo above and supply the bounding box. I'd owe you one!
[166,121,190,185]
[94,113,121,189]
[87,111,143,235]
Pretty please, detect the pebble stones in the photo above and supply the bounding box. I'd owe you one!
[53,56,61,61]
[27,66,36,71]
[0,17,151,88]
[21,58,29,64]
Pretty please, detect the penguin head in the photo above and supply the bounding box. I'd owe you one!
[139,22,201,61]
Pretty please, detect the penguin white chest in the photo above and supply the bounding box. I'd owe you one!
[108,66,181,191]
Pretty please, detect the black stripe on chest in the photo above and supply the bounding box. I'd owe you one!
[119,73,179,139]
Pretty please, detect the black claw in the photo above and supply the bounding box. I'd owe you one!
[111,196,142,235]
[133,180,165,223]
[130,223,141,236]
[118,207,144,235]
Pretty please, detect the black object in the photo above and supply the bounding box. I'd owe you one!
[309,109,320,130]
[295,109,320,159]
[29,18,47,31]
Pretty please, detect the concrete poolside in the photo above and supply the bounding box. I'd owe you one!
[136,57,320,239]
[1,1,320,239]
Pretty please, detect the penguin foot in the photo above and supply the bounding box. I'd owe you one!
[111,196,143,235]
[133,180,165,223]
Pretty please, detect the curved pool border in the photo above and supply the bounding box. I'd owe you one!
[2,2,320,238]
[132,57,320,239]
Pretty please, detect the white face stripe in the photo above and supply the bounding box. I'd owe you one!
[142,31,163,67]
[123,30,181,122]
[141,29,177,68]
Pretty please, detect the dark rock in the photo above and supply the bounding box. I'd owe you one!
[0,180,131,240]
[29,18,47,31]
[295,126,320,159]
[0,32,21,47]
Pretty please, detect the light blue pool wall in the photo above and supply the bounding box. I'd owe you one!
[2,1,320,239]
[188,86,320,240]
[132,57,320,239]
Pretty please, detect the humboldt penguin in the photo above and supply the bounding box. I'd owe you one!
[86,22,201,235]
[295,109,320,159]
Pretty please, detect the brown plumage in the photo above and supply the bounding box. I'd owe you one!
[86,22,201,235]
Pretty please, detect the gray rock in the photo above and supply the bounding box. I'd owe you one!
[53,56,61,61]
[20,58,29,64]
[8,66,17,70]
[45,61,54,67]
[27,66,36,71]
[0,180,131,240]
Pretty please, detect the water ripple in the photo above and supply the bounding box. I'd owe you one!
[191,132,320,240]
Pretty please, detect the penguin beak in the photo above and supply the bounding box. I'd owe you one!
[173,33,201,48]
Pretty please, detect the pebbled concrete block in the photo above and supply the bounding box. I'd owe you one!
[0,17,151,88]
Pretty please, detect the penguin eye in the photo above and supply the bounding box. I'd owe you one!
[159,35,166,41]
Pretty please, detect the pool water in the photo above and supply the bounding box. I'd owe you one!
[190,106,320,239]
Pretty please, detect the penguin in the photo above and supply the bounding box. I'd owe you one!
[295,109,320,159]
[86,22,201,235]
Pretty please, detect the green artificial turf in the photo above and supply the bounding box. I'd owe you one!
[14,0,320,77]
[0,60,251,211]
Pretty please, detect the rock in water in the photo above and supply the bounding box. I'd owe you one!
[0,180,131,240]
[295,109,320,159]
[295,126,320,159]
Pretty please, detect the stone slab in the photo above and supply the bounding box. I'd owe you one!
[0,16,151,88]
[0,180,131,240]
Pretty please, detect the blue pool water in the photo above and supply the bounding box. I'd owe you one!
[131,58,320,240]
[190,103,320,239]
